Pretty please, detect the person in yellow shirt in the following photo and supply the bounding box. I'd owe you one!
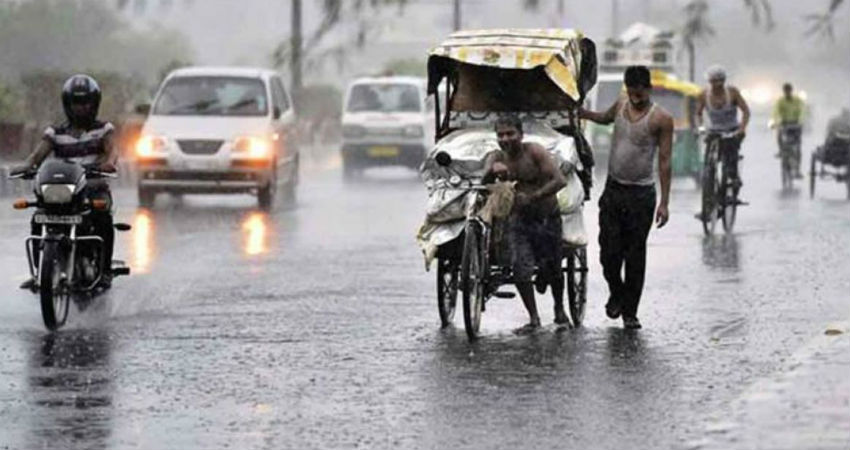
[771,83,806,177]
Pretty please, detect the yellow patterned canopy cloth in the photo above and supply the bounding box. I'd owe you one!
[428,28,586,103]
[650,69,701,97]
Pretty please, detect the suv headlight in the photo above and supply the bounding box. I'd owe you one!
[233,136,271,159]
[41,184,76,204]
[136,135,167,159]
[402,125,424,137]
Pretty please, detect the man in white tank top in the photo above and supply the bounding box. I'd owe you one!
[579,66,674,330]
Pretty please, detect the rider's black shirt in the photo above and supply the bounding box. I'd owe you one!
[44,120,114,160]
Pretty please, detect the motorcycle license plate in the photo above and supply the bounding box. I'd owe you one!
[34,214,83,225]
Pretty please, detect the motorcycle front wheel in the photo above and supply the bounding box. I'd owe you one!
[39,241,70,330]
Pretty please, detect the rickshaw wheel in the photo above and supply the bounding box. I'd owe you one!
[461,222,485,341]
[436,256,458,327]
[566,246,588,327]
[809,154,817,199]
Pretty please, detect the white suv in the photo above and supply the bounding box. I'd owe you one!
[135,66,298,209]
[340,76,432,179]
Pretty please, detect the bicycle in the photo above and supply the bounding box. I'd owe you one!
[699,129,745,235]
[778,123,802,191]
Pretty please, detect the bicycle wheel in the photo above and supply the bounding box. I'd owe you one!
[566,246,588,327]
[809,154,817,199]
[39,241,70,331]
[781,149,792,190]
[721,165,738,233]
[701,145,720,235]
[436,256,458,327]
[461,222,485,341]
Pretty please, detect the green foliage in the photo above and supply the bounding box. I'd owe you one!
[19,71,145,126]
[0,0,192,83]
[0,78,22,122]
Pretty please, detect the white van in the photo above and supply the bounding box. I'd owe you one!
[135,66,299,209]
[340,76,432,179]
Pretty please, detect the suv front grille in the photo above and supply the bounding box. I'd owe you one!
[177,140,223,155]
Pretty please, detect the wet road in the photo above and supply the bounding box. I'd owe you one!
[0,129,848,450]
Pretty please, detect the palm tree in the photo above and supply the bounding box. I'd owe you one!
[273,0,408,104]
[805,0,845,39]
[681,0,713,82]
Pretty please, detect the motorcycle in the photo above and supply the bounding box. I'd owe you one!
[10,159,131,330]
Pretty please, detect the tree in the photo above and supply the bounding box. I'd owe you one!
[272,0,408,106]
[0,0,191,83]
[681,0,713,82]
[805,0,846,39]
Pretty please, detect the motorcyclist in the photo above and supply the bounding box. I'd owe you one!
[12,74,118,290]
[771,82,806,178]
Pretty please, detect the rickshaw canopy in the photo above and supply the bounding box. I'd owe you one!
[427,28,597,112]
[650,70,700,97]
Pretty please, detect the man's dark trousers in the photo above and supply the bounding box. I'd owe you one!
[598,179,656,319]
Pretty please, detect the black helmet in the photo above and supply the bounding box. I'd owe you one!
[61,74,101,128]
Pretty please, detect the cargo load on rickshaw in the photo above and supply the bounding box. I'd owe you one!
[415,28,598,337]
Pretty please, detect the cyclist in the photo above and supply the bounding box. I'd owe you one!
[695,65,750,193]
[771,82,806,178]
[12,75,118,290]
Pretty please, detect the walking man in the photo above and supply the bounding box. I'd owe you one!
[579,66,674,329]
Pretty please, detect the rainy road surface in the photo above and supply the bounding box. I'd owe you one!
[0,129,848,450]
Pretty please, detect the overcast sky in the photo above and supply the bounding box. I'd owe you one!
[130,0,849,114]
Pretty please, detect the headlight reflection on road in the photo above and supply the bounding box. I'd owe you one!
[132,209,154,273]
[242,212,270,257]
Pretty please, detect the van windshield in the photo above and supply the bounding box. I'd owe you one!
[595,80,623,110]
[154,76,268,116]
[346,84,421,113]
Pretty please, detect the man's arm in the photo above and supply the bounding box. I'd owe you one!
[654,112,674,228]
[15,139,52,172]
[94,127,118,170]
[578,99,620,125]
[481,150,505,184]
[695,90,706,129]
[731,87,750,134]
[528,144,566,201]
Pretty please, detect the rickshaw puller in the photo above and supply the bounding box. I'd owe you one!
[484,115,567,334]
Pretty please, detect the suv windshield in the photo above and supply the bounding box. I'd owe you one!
[346,83,421,113]
[154,76,268,116]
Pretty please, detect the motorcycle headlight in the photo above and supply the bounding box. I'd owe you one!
[41,184,76,204]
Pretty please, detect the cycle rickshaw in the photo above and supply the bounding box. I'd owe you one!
[809,131,850,199]
[416,29,598,340]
